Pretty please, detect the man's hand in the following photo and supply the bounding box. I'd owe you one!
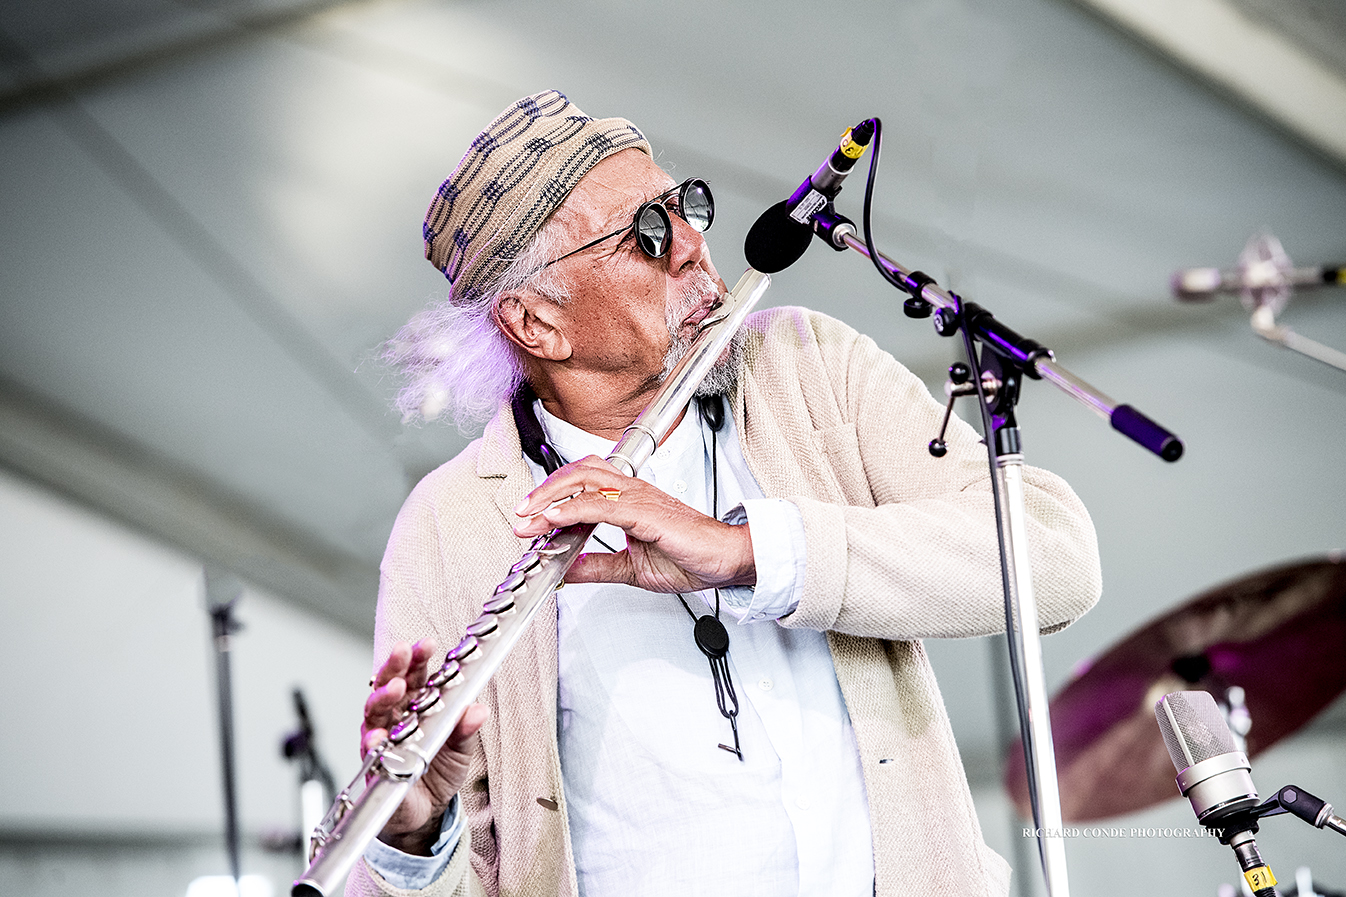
[362,638,488,856]
[511,455,756,593]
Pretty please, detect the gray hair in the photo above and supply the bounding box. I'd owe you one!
[385,221,571,431]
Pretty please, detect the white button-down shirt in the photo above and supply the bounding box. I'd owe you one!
[366,398,874,896]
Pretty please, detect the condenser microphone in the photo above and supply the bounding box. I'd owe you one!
[1156,691,1280,897]
[1155,690,1260,824]
[744,119,875,273]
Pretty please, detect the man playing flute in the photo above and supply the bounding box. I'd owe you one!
[350,90,1101,897]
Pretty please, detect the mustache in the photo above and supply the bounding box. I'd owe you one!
[668,269,722,331]
[660,268,742,397]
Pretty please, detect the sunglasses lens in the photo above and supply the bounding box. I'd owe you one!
[634,204,671,257]
[680,181,713,232]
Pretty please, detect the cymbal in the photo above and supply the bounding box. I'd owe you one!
[1003,555,1346,822]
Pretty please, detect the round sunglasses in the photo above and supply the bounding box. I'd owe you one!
[542,178,714,268]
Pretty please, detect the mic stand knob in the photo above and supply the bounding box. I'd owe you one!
[932,306,960,337]
[810,205,857,253]
[1272,785,1346,837]
[903,297,933,319]
[928,363,980,457]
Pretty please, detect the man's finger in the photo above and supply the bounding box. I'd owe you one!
[513,489,663,538]
[514,457,629,516]
[360,726,387,760]
[447,703,491,751]
[404,638,439,692]
[373,641,413,689]
[363,678,407,728]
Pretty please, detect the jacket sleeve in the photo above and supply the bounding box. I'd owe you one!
[742,308,1102,640]
[346,833,487,897]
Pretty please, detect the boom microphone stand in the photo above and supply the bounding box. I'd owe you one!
[748,119,1184,897]
[283,688,338,861]
[205,566,245,890]
[842,223,1179,897]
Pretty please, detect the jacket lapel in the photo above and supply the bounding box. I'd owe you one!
[476,404,576,895]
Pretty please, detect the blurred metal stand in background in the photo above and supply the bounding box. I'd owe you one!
[1173,233,1346,374]
[282,688,337,862]
[205,566,245,892]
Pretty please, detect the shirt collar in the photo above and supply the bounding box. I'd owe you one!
[536,400,708,472]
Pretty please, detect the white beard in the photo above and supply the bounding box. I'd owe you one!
[661,269,744,397]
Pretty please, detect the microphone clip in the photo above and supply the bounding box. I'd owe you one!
[1207,783,1340,844]
[1256,785,1346,838]
[1210,807,1268,846]
[808,203,856,253]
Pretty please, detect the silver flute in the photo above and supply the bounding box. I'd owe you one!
[293,268,770,896]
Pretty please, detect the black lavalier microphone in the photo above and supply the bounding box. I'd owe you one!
[744,119,875,273]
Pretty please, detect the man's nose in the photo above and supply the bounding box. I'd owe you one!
[665,210,712,277]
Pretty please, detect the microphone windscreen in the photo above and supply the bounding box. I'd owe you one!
[744,201,813,273]
[1155,690,1236,771]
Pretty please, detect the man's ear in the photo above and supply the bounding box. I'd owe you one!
[494,293,572,361]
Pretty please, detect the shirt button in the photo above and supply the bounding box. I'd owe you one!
[758,678,773,691]
[795,796,811,811]
[673,479,687,493]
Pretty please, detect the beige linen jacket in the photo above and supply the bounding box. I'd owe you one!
[349,307,1102,897]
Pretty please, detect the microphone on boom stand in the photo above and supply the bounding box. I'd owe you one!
[749,111,1186,897]
[744,118,875,273]
[1171,233,1346,374]
[1173,264,1344,300]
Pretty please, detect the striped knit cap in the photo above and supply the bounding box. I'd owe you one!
[423,90,651,305]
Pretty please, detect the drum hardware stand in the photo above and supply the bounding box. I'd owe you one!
[205,566,245,890]
[282,688,338,861]
[1240,234,1346,375]
[804,191,1184,897]
[1292,865,1327,897]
